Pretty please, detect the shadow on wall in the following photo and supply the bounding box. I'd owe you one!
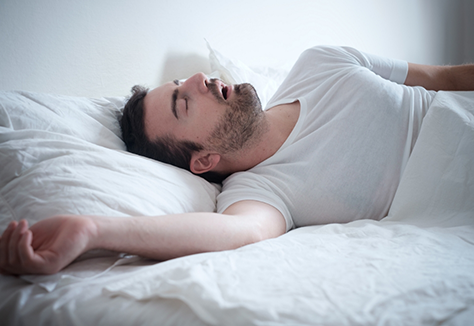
[159,53,212,85]
[443,0,474,64]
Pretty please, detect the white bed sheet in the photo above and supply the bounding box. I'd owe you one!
[1,90,473,326]
[2,220,474,326]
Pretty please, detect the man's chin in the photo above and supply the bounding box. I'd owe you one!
[234,83,262,112]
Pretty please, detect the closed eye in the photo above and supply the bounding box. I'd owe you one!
[171,89,179,119]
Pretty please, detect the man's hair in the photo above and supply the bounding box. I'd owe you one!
[120,85,227,183]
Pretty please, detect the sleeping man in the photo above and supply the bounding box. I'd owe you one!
[1,46,473,275]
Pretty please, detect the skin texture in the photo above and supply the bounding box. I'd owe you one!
[405,63,474,91]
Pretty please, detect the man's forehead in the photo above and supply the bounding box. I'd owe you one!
[144,83,174,113]
[143,83,173,139]
[145,83,168,105]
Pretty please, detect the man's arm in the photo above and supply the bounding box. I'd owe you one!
[0,200,286,275]
[92,200,286,261]
[405,62,474,91]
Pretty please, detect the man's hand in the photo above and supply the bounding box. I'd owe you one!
[405,63,474,91]
[0,216,97,275]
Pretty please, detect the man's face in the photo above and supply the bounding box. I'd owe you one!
[143,73,263,154]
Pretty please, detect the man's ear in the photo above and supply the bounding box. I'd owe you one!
[190,151,221,174]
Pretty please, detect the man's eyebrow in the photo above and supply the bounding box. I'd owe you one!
[171,88,179,119]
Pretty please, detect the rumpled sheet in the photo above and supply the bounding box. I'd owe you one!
[102,222,474,325]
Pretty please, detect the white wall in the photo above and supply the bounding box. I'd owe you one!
[0,0,472,97]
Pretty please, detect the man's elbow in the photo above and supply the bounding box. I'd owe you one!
[249,218,285,245]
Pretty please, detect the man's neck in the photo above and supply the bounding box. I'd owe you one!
[215,101,300,174]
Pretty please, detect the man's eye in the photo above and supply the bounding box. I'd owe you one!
[178,98,188,113]
[173,79,179,85]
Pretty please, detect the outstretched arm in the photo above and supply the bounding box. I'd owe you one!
[0,200,286,275]
[405,62,474,91]
[92,200,285,261]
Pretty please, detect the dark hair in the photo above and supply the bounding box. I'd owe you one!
[120,85,227,183]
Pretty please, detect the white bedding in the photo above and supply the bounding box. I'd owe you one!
[1,48,474,325]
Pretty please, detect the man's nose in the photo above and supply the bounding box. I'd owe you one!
[183,73,208,94]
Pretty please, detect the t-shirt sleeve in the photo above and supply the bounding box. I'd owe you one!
[341,46,409,84]
[217,172,295,232]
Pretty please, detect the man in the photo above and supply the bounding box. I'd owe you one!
[1,46,473,275]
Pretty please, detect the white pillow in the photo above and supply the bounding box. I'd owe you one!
[0,90,219,232]
[206,41,289,109]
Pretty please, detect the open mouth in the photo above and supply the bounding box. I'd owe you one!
[222,86,228,100]
[221,83,233,100]
[208,78,231,101]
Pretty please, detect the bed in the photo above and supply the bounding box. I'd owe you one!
[1,46,474,326]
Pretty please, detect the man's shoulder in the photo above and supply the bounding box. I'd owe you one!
[298,45,357,63]
[222,163,275,186]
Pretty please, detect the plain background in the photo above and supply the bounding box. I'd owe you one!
[1,0,473,97]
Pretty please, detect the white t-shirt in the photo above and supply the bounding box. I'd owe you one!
[217,46,436,231]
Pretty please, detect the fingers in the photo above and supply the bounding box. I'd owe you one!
[9,220,28,264]
[0,221,18,268]
[18,229,34,266]
[0,220,31,275]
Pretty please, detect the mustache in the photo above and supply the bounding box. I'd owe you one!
[207,79,260,107]
[208,79,226,103]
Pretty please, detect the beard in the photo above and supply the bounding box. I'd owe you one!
[205,82,267,154]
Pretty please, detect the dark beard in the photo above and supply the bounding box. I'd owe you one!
[206,83,266,154]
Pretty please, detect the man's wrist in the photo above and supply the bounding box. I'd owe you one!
[84,215,107,252]
[85,215,130,253]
